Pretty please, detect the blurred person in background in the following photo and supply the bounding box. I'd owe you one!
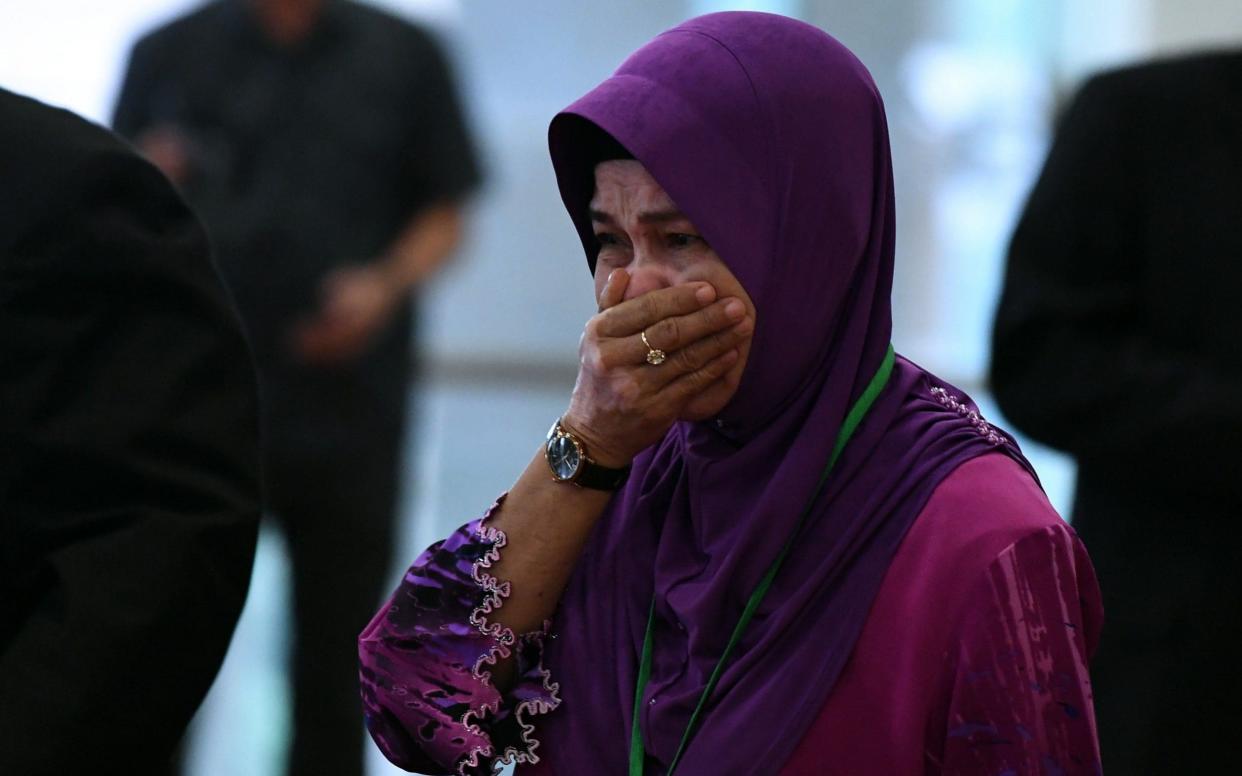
[0,87,261,775]
[991,52,1242,773]
[359,13,1102,775]
[110,0,482,773]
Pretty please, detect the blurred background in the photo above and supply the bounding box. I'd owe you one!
[2,0,1240,773]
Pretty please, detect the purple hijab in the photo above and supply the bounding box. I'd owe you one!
[539,13,1032,774]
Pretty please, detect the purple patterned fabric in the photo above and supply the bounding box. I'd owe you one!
[938,527,1101,773]
[359,497,559,775]
[784,454,1102,773]
[538,13,1043,773]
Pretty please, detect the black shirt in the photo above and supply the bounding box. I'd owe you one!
[0,87,261,772]
[113,0,481,456]
[991,51,1242,510]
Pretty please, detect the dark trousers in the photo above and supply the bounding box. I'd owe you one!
[267,435,403,776]
[1073,482,1242,774]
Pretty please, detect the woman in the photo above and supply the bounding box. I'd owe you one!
[359,12,1101,775]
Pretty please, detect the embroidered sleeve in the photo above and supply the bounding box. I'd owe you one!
[358,496,560,775]
[936,525,1103,775]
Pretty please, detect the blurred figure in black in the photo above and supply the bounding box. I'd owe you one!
[111,1,482,773]
[991,53,1242,773]
[0,87,261,776]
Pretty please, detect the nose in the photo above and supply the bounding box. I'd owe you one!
[621,252,677,301]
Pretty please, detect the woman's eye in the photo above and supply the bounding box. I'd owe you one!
[595,232,621,246]
[668,233,700,248]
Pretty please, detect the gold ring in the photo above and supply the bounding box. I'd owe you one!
[641,330,666,366]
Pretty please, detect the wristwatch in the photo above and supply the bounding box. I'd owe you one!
[545,418,631,490]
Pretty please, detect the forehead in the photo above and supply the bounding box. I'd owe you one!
[590,160,677,211]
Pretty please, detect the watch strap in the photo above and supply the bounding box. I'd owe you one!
[548,419,631,491]
[575,456,631,490]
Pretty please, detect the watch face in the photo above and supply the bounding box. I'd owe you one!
[547,433,581,481]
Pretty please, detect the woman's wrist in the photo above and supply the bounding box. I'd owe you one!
[558,413,634,469]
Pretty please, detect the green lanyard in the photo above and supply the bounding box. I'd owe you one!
[629,344,896,776]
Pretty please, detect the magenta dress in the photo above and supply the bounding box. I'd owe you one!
[359,453,1102,775]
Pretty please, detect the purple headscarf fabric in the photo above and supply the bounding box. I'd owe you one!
[540,12,1034,774]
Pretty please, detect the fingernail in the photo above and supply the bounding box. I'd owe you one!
[734,317,754,334]
[725,300,745,319]
[695,284,716,303]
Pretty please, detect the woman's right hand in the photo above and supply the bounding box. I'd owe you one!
[562,269,753,467]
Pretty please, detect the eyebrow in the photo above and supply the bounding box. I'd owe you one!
[589,208,689,226]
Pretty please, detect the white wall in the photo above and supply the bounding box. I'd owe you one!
[0,0,198,122]
[1059,0,1242,84]
[1150,0,1242,53]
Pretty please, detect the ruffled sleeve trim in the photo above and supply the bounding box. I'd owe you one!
[458,503,562,773]
[358,495,561,776]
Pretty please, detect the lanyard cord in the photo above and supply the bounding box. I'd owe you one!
[629,344,897,776]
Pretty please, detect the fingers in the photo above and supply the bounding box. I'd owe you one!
[595,282,716,337]
[650,315,752,387]
[633,297,746,358]
[660,347,740,403]
[596,296,748,377]
[597,269,630,313]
